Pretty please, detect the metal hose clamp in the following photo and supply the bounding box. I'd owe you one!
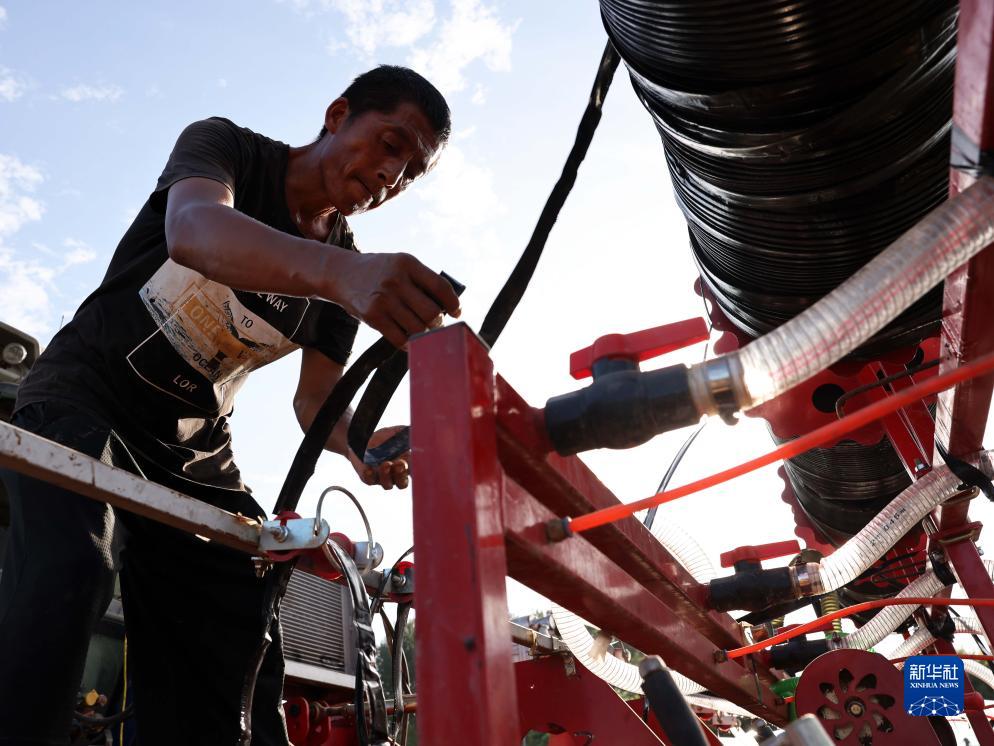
[688,355,748,424]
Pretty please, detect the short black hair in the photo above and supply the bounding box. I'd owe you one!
[318,65,451,143]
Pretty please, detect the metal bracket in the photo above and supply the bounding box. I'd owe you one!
[259,517,331,552]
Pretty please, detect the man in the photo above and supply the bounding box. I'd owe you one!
[0,65,459,745]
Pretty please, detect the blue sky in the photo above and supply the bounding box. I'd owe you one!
[3,1,994,686]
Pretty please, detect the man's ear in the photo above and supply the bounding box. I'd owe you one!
[324,98,350,135]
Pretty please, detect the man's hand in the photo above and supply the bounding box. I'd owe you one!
[349,425,410,489]
[327,252,460,348]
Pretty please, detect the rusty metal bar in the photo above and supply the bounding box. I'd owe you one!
[0,420,261,554]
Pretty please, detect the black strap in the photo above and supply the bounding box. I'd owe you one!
[390,601,412,740]
[238,561,295,746]
[325,539,390,745]
[345,39,622,465]
[276,337,395,514]
[935,440,994,502]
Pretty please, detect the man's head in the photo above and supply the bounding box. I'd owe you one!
[315,65,451,216]
[318,65,450,143]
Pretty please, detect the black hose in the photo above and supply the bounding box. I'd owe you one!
[599,0,956,354]
[638,657,707,746]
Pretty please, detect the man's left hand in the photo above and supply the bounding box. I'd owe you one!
[348,425,410,490]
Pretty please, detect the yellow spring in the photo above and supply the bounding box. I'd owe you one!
[820,591,844,634]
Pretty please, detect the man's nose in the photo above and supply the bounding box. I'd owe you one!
[377,159,406,189]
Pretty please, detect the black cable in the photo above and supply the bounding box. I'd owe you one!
[476,40,620,348]
[390,602,412,741]
[643,319,710,531]
[834,358,940,418]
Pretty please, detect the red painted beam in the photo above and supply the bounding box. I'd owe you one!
[494,376,751,653]
[936,0,994,460]
[410,324,521,745]
[503,478,788,724]
[934,0,994,659]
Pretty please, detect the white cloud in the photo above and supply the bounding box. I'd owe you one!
[280,0,516,95]
[470,82,486,105]
[0,67,25,102]
[408,0,518,94]
[0,154,43,237]
[417,144,501,229]
[288,0,436,55]
[338,0,436,55]
[0,156,98,336]
[217,78,228,88]
[59,84,124,103]
[0,6,7,30]
[62,238,97,267]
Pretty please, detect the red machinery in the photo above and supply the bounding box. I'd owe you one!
[404,2,994,743]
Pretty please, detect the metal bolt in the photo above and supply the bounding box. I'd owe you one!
[846,698,865,717]
[269,525,290,543]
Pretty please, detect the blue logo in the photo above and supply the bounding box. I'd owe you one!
[903,656,964,716]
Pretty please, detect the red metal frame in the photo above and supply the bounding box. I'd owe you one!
[932,0,994,678]
[410,324,787,745]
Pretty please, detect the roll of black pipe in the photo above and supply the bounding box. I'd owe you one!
[599,0,956,348]
[599,1,955,612]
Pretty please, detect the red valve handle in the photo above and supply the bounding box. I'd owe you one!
[569,317,709,380]
[719,539,801,568]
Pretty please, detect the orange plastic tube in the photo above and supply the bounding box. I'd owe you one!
[725,598,994,659]
[566,350,994,536]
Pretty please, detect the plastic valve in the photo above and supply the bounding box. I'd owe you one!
[720,539,801,569]
[569,318,709,380]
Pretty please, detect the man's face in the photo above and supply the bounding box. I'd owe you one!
[320,99,441,216]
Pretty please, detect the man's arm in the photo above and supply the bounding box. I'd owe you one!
[294,346,409,489]
[164,177,460,348]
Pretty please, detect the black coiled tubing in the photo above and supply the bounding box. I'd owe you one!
[599,1,957,598]
[600,0,957,355]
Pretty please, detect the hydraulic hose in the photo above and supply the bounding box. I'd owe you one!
[839,571,947,651]
[550,519,713,695]
[966,659,994,692]
[806,458,990,595]
[688,177,994,416]
[890,618,986,661]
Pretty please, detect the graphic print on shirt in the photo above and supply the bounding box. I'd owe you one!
[128,259,309,412]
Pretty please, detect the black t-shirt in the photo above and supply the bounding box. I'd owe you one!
[16,117,359,491]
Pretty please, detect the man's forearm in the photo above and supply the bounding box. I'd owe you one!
[294,394,353,458]
[166,202,348,300]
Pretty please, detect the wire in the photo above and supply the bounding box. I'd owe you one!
[315,485,375,567]
[565,348,994,535]
[835,358,940,418]
[644,319,712,531]
[725,597,994,660]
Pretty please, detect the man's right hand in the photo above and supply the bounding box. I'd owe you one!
[326,251,461,348]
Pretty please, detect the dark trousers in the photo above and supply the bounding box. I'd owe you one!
[0,402,289,746]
